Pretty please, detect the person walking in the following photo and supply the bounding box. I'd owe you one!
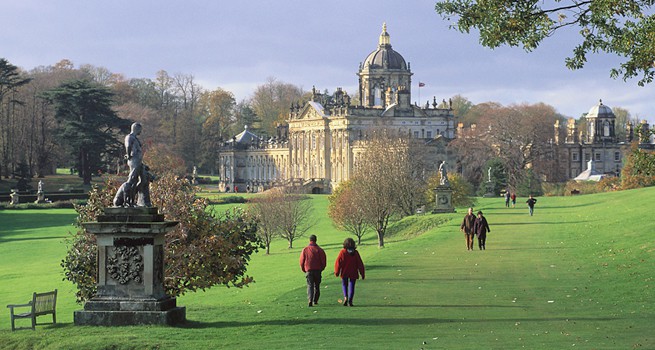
[510,193,516,208]
[334,238,365,306]
[504,191,510,207]
[526,195,537,216]
[460,207,476,251]
[473,211,490,250]
[299,234,327,307]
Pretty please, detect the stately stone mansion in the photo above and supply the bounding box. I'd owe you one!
[218,24,456,193]
[217,24,651,193]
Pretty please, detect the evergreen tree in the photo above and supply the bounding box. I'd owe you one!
[43,79,127,184]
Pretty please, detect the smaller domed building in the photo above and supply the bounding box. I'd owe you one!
[554,100,631,179]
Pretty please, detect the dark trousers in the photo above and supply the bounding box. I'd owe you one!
[478,234,486,250]
[465,233,474,250]
[306,270,322,303]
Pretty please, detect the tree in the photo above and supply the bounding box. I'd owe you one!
[250,77,304,135]
[435,0,655,85]
[42,79,127,184]
[328,180,370,245]
[620,142,655,189]
[272,186,314,249]
[61,151,263,302]
[249,190,282,254]
[234,99,259,134]
[351,130,430,247]
[477,158,507,196]
[198,88,236,173]
[0,58,31,179]
[482,103,560,187]
[612,106,632,142]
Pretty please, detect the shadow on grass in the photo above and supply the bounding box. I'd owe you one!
[0,212,76,232]
[490,220,588,226]
[0,235,68,243]
[181,316,622,329]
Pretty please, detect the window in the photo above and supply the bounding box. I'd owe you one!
[585,153,590,161]
[414,131,419,138]
[572,153,578,161]
[594,153,601,161]
[426,131,432,138]
[614,152,620,161]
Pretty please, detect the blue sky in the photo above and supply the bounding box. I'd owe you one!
[2,0,652,121]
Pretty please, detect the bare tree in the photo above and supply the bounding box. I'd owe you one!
[351,130,430,247]
[250,77,304,135]
[271,186,314,249]
[249,191,280,255]
[327,180,370,245]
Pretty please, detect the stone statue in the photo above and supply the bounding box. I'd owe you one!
[114,122,152,207]
[35,180,46,203]
[192,166,198,184]
[488,167,492,183]
[438,161,450,186]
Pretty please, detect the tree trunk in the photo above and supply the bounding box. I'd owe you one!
[80,147,92,185]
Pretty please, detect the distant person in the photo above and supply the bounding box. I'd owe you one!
[335,238,365,306]
[511,193,516,208]
[473,211,490,250]
[299,234,327,307]
[460,207,476,251]
[504,191,510,207]
[526,195,537,216]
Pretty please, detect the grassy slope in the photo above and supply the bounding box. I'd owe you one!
[0,189,653,349]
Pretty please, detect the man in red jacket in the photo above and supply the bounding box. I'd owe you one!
[299,234,327,307]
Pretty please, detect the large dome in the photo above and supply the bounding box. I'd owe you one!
[362,23,408,70]
[587,100,615,119]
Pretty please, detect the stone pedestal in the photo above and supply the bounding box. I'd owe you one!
[432,186,455,213]
[10,190,19,205]
[34,191,46,203]
[75,207,185,326]
[483,181,495,198]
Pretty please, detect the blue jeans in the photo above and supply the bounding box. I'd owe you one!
[341,277,356,302]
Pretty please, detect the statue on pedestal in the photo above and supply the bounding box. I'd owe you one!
[114,122,153,207]
[438,161,450,187]
[35,180,46,203]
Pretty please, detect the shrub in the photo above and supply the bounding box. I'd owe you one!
[61,173,263,303]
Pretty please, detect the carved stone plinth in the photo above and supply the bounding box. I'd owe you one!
[432,186,455,213]
[74,207,185,326]
[34,191,46,203]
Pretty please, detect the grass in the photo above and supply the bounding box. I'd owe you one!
[0,189,653,349]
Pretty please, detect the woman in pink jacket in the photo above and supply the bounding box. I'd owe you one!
[334,237,365,306]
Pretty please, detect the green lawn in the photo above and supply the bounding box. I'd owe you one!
[0,189,653,349]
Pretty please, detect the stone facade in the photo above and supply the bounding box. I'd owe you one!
[554,100,631,179]
[218,24,456,193]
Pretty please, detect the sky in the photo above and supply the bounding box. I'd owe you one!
[2,0,653,122]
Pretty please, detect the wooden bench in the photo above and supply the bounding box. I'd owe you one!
[7,289,57,331]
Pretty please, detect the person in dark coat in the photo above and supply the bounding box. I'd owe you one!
[460,207,476,251]
[473,211,490,250]
[526,195,537,216]
[334,238,365,306]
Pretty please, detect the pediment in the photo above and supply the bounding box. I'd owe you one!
[296,101,327,120]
